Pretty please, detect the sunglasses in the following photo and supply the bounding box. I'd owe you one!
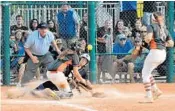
[140,31,147,33]
[135,41,141,43]
[119,38,126,41]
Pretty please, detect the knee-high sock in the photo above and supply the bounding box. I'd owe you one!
[144,82,152,98]
[150,76,158,92]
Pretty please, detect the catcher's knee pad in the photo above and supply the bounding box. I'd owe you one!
[46,71,71,92]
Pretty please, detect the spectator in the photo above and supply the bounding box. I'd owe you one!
[10,35,18,55]
[114,20,125,42]
[132,19,142,38]
[120,1,137,27]
[10,15,28,35]
[123,27,132,38]
[105,20,113,53]
[56,4,80,49]
[112,34,134,81]
[123,26,133,44]
[21,22,61,84]
[21,31,29,43]
[142,1,157,26]
[132,19,146,39]
[79,38,88,53]
[80,13,88,42]
[117,37,149,83]
[113,34,134,59]
[49,38,64,60]
[10,31,25,69]
[68,5,80,24]
[29,19,39,32]
[47,20,58,39]
[96,19,112,83]
[97,19,112,53]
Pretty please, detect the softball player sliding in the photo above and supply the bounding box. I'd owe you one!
[142,12,174,103]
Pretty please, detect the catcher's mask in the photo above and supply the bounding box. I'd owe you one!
[70,39,84,51]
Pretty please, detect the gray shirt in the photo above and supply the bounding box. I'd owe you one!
[24,30,54,55]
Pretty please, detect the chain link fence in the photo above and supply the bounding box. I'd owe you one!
[0,1,174,85]
[1,1,89,85]
[0,4,2,85]
[96,1,175,84]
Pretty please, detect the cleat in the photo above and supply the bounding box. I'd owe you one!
[153,89,162,100]
[16,83,22,87]
[54,91,73,99]
[44,89,60,100]
[139,97,154,103]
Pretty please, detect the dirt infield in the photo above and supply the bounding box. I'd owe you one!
[1,83,175,111]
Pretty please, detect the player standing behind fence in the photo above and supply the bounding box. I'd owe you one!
[141,12,174,103]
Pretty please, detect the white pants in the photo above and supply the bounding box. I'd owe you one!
[46,71,71,92]
[142,49,166,83]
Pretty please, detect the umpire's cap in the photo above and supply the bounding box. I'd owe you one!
[37,22,48,29]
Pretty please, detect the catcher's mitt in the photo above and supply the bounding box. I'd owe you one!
[68,78,106,98]
[77,81,93,91]
[68,77,92,92]
[75,80,106,98]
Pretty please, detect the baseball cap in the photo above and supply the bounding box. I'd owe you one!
[117,34,127,40]
[37,22,48,29]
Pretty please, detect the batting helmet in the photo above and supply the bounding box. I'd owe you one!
[80,53,90,62]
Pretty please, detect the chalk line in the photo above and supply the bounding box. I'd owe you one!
[2,99,98,111]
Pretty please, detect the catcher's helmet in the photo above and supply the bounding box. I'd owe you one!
[70,39,83,51]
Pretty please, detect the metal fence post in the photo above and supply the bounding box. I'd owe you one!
[166,1,174,83]
[2,1,11,85]
[88,1,96,84]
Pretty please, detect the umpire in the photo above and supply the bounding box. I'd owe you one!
[21,22,61,84]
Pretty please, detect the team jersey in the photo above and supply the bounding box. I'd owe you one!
[47,53,79,76]
[147,23,172,50]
